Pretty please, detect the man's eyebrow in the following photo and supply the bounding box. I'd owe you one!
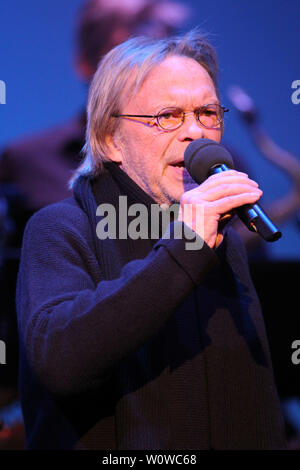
[149,94,219,114]
[152,99,219,111]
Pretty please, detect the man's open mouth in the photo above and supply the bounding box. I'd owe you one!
[171,161,185,168]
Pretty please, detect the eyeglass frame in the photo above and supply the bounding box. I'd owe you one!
[112,104,229,131]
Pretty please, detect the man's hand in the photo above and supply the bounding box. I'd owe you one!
[178,170,263,249]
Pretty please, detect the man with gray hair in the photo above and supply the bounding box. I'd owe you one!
[17,30,286,449]
[0,0,188,448]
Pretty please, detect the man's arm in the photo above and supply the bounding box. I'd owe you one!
[17,200,218,396]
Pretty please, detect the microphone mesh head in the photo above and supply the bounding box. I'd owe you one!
[184,138,234,184]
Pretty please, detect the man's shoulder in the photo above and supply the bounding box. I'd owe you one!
[25,197,90,238]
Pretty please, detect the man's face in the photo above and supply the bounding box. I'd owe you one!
[109,55,222,205]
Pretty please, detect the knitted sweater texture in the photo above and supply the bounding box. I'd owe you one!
[16,163,286,449]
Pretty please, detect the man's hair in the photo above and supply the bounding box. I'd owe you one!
[70,28,219,186]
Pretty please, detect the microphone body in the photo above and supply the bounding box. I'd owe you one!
[208,163,281,241]
[184,139,282,242]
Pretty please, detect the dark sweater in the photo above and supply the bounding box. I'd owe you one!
[16,163,286,449]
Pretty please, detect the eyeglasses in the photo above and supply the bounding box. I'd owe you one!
[112,104,229,131]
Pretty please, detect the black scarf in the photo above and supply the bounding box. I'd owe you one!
[73,162,188,278]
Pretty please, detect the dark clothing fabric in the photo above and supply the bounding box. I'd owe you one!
[16,163,286,449]
[0,114,85,386]
[0,118,264,388]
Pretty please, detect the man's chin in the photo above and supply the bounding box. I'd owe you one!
[164,183,198,206]
[159,171,198,205]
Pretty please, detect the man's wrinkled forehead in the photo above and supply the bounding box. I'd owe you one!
[119,55,217,111]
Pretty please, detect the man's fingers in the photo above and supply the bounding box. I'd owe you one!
[192,171,259,193]
[201,184,262,202]
[179,169,263,249]
[204,170,249,183]
[210,191,262,214]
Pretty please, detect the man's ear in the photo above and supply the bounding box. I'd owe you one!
[105,134,123,164]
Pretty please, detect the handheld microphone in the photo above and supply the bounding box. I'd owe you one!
[184,138,282,242]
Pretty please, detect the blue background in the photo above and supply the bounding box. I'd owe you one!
[0,0,299,259]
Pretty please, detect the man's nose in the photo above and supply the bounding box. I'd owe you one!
[176,112,205,141]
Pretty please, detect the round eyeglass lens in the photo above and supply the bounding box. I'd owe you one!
[198,104,221,128]
[157,108,183,130]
